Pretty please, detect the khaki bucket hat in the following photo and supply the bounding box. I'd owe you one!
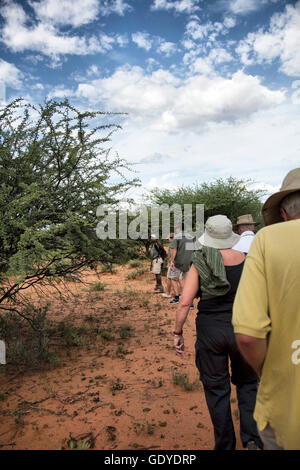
[262,168,300,226]
[234,214,259,229]
[199,215,240,249]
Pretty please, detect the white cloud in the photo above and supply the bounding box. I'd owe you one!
[50,65,285,133]
[236,1,300,77]
[190,56,215,75]
[223,16,236,29]
[156,70,285,131]
[182,38,195,50]
[75,66,180,115]
[0,82,5,103]
[228,0,262,15]
[0,59,23,88]
[145,176,178,190]
[249,182,280,199]
[161,171,179,181]
[209,47,233,64]
[291,80,300,104]
[99,33,115,51]
[29,0,100,27]
[98,0,132,16]
[35,83,45,90]
[0,2,120,58]
[115,34,129,47]
[47,86,76,100]
[235,40,254,66]
[29,0,131,26]
[146,58,161,72]
[151,0,200,14]
[184,47,233,75]
[132,32,153,51]
[85,65,99,77]
[131,32,178,57]
[185,19,219,41]
[110,99,300,204]
[183,16,235,54]
[156,39,178,57]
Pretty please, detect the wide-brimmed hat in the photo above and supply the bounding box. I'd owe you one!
[262,168,300,226]
[233,214,260,229]
[199,215,240,249]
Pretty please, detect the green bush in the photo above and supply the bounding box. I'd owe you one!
[89,281,107,292]
[0,98,140,353]
[118,324,134,339]
[100,263,116,274]
[57,321,87,347]
[126,267,147,280]
[128,259,143,268]
[100,331,114,341]
[172,368,201,391]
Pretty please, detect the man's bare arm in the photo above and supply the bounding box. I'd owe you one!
[171,248,177,267]
[235,334,268,378]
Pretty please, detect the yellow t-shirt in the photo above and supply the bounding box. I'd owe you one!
[232,219,300,450]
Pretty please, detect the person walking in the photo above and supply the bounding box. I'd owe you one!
[173,215,263,450]
[233,168,300,450]
[150,234,165,293]
[232,214,259,254]
[169,223,195,305]
[162,233,182,298]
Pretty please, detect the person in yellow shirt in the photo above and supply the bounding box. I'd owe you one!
[232,168,300,450]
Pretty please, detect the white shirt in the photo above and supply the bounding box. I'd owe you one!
[232,230,255,254]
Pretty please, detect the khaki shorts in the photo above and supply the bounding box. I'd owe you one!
[167,266,183,281]
[152,257,163,274]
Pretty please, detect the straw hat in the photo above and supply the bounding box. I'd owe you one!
[199,215,240,249]
[262,168,300,226]
[233,214,259,229]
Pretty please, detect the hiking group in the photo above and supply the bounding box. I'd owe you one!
[150,223,195,304]
[152,167,300,451]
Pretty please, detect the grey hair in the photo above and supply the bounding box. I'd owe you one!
[280,190,300,218]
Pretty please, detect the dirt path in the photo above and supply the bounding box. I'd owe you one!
[0,263,243,450]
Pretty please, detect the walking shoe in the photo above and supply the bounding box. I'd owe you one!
[155,286,164,291]
[162,293,172,298]
[246,440,262,450]
[170,297,179,304]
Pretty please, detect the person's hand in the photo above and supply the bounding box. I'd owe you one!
[174,334,184,356]
[171,261,175,270]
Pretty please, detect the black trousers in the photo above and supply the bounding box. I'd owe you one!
[195,319,263,450]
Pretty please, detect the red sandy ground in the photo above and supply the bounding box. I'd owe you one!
[0,262,244,451]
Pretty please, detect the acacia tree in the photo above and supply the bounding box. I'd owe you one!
[148,177,266,232]
[0,98,139,326]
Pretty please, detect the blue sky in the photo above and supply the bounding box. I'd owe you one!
[1,0,300,202]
